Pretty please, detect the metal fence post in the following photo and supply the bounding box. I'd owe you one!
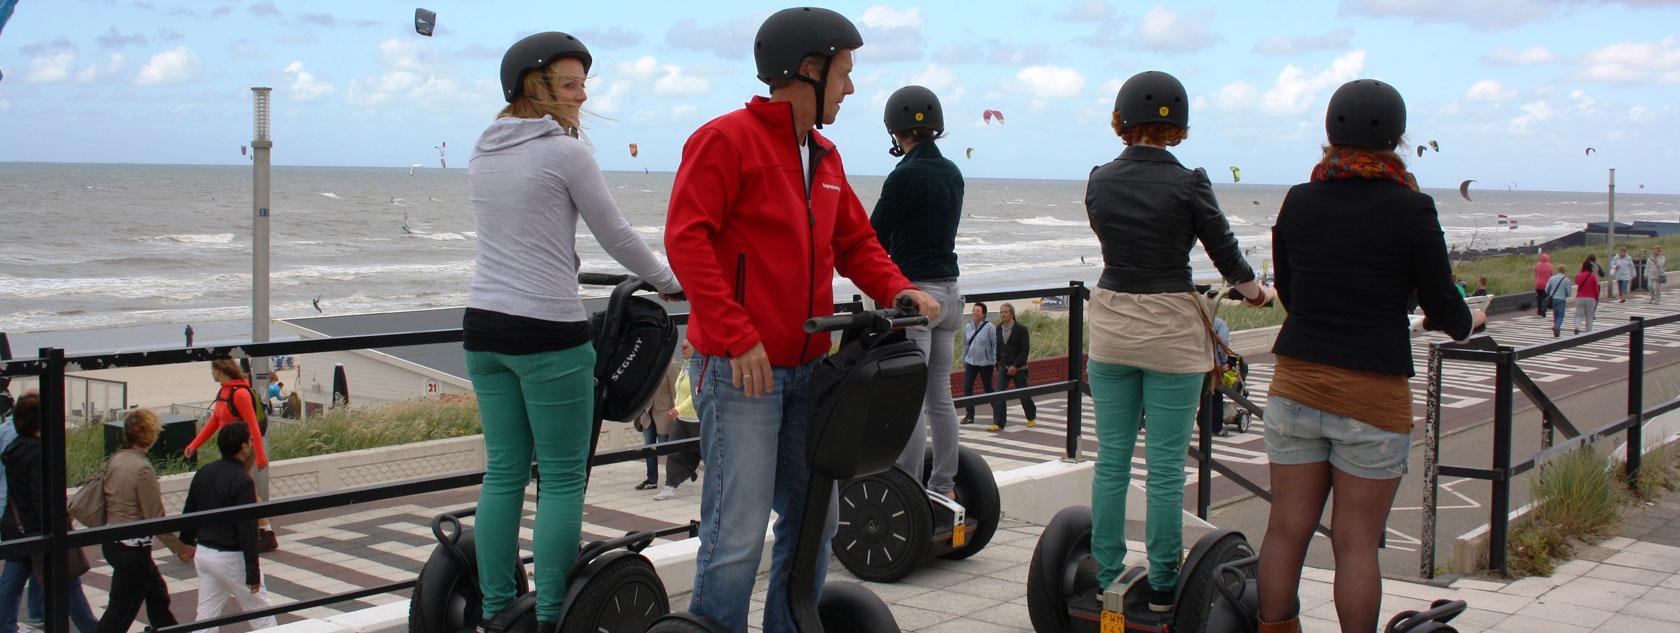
[1628,316,1645,488]
[1490,346,1516,577]
[1421,342,1444,578]
[38,348,70,633]
[1197,387,1214,520]
[1065,282,1086,461]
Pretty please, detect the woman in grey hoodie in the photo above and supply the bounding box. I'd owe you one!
[465,32,681,631]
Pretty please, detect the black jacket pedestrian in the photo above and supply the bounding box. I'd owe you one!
[996,321,1031,370]
[179,456,261,585]
[870,141,965,281]
[1272,178,1473,376]
[1086,145,1255,294]
[1,435,42,542]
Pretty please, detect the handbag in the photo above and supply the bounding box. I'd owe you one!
[8,498,91,578]
[67,458,110,528]
[1191,294,1237,395]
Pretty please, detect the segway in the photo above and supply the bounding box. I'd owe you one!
[410,273,685,633]
[831,444,1000,582]
[1204,556,1469,633]
[647,299,930,633]
[1026,505,1259,633]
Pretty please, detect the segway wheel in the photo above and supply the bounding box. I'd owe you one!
[833,467,933,583]
[817,581,902,633]
[1172,532,1257,633]
[1026,506,1097,633]
[559,554,670,633]
[409,530,530,633]
[933,445,1001,561]
[646,612,728,633]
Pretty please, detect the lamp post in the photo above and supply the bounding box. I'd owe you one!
[251,87,272,389]
[1607,168,1617,259]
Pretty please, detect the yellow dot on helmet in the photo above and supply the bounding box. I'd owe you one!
[1159,106,1171,117]
[915,112,925,122]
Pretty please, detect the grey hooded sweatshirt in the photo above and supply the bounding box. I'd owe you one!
[467,116,679,323]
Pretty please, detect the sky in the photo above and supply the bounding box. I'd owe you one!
[0,0,1677,192]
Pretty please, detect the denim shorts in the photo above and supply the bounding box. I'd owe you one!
[1264,396,1411,480]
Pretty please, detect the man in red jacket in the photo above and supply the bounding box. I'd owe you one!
[664,8,939,633]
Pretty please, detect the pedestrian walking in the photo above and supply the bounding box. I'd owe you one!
[1546,264,1573,337]
[634,362,678,491]
[0,393,43,630]
[184,324,194,348]
[1533,252,1552,316]
[959,304,999,426]
[992,302,1036,431]
[1647,246,1667,304]
[1611,246,1635,302]
[97,409,194,633]
[655,346,700,502]
[1575,259,1600,334]
[183,358,276,552]
[180,425,275,632]
[0,393,100,633]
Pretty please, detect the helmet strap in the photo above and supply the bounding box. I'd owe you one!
[888,133,905,157]
[792,55,836,131]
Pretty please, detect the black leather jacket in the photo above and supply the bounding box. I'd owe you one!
[1085,146,1255,294]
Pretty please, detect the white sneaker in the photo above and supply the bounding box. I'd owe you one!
[653,486,679,501]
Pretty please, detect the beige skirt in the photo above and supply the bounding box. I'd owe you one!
[1086,287,1216,375]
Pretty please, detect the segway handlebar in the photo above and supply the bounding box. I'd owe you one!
[803,297,926,334]
[578,272,685,300]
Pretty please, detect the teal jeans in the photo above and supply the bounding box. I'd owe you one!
[1088,360,1204,592]
[466,345,596,622]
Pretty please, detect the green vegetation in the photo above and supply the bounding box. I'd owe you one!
[1508,447,1629,577]
[67,397,482,483]
[1452,236,1680,297]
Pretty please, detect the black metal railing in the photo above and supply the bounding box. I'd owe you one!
[0,283,1106,632]
[1419,313,1680,578]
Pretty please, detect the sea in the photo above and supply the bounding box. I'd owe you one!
[4,161,1679,354]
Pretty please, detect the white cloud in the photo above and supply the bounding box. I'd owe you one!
[859,24,926,62]
[616,56,661,80]
[1508,99,1555,134]
[1253,28,1354,55]
[1580,37,1680,84]
[1057,0,1116,21]
[1134,6,1222,53]
[906,64,960,95]
[377,38,428,73]
[1338,0,1554,30]
[25,51,76,83]
[587,79,633,115]
[860,6,924,29]
[1016,65,1086,99]
[1569,89,1601,115]
[1259,50,1365,116]
[75,53,126,83]
[1466,79,1516,103]
[344,38,491,111]
[134,46,201,85]
[1628,105,1652,123]
[1484,46,1557,66]
[284,60,335,101]
[631,104,699,122]
[1195,81,1261,112]
[652,64,712,97]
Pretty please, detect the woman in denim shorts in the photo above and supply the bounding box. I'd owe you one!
[1257,80,1485,633]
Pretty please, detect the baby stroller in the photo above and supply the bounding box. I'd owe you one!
[1215,351,1253,435]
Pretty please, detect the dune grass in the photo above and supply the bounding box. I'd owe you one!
[66,396,482,483]
[1452,236,1680,297]
[1507,447,1632,577]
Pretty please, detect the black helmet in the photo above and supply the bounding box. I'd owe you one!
[1114,71,1188,131]
[1325,79,1406,150]
[753,7,863,84]
[500,32,593,103]
[884,85,942,156]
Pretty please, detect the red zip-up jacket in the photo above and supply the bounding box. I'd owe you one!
[666,97,916,367]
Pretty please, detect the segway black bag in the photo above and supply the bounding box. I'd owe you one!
[588,279,679,422]
[807,327,928,481]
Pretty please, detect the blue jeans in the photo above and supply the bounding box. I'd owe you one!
[0,559,98,633]
[688,354,835,633]
[1552,298,1568,334]
[643,425,668,484]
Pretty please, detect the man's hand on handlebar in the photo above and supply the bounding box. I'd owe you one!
[731,343,774,399]
[894,289,941,321]
[1229,280,1273,307]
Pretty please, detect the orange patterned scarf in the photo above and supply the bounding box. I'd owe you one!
[1311,147,1419,191]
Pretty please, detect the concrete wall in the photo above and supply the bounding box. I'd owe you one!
[272,321,472,409]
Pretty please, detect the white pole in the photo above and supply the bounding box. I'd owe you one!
[1608,168,1617,259]
[251,87,273,384]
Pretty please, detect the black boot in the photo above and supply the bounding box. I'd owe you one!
[538,621,559,633]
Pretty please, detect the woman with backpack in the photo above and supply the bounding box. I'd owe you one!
[183,358,276,551]
[464,32,682,629]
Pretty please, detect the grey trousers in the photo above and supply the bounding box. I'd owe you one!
[893,278,965,494]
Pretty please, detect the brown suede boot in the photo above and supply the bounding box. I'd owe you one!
[1258,616,1300,633]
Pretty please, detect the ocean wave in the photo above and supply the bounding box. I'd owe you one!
[320,192,342,199]
[415,232,468,241]
[632,226,663,235]
[148,233,235,245]
[1015,216,1085,227]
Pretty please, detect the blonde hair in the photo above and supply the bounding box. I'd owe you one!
[1113,117,1187,147]
[498,61,583,130]
[123,409,162,450]
[210,358,245,381]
